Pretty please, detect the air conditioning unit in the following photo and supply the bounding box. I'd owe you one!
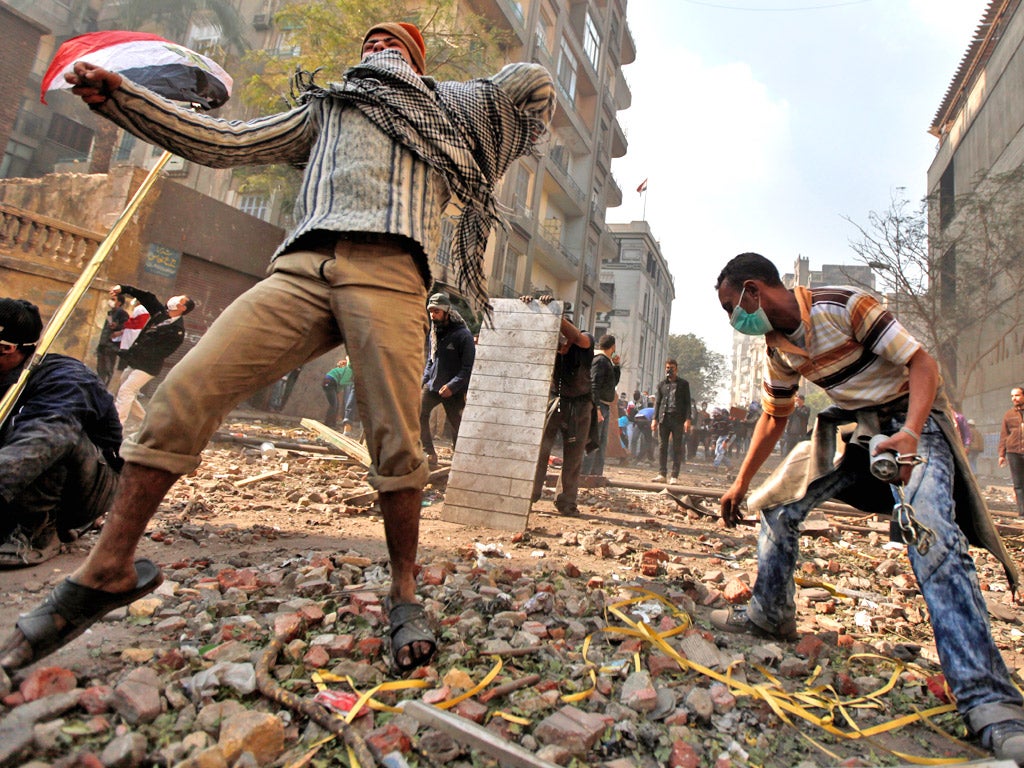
[253,13,270,30]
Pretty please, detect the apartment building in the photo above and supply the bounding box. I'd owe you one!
[603,220,673,397]
[466,0,634,330]
[926,0,1024,460]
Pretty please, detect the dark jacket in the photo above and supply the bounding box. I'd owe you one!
[118,285,185,376]
[654,376,692,424]
[551,333,595,399]
[590,352,620,406]
[0,354,122,505]
[422,311,475,396]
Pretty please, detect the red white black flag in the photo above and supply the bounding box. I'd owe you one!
[41,30,233,110]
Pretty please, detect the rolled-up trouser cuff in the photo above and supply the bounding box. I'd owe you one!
[369,458,430,494]
[121,440,203,476]
[965,702,1024,734]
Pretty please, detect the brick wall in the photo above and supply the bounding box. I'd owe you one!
[0,5,49,161]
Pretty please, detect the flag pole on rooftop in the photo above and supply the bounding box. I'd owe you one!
[636,178,648,221]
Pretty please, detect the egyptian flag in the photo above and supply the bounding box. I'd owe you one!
[41,31,233,110]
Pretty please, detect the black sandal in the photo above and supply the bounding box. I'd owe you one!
[387,601,437,673]
[0,558,163,671]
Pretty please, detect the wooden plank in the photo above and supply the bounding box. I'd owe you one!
[399,701,561,768]
[442,302,560,531]
[441,504,529,532]
[300,418,371,467]
[453,434,544,462]
[463,389,549,412]
[466,371,552,396]
[444,486,532,516]
[450,452,536,481]
[233,469,286,487]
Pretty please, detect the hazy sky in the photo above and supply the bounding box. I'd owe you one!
[608,0,990,359]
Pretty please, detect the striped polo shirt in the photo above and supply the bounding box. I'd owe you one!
[761,286,921,416]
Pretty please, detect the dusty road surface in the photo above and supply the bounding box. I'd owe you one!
[1,414,1022,767]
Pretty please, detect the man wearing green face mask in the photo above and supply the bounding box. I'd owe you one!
[710,252,1024,764]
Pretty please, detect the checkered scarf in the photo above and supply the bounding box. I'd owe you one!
[296,52,547,320]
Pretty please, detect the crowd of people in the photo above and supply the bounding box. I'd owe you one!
[2,21,1024,763]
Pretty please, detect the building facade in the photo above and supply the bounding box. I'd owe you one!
[926,0,1024,472]
[466,0,634,332]
[603,221,673,398]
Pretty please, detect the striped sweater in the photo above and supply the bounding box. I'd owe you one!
[761,286,921,416]
[94,51,554,278]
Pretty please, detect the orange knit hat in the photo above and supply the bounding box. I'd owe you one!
[362,22,427,75]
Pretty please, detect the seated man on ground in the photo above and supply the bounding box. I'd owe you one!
[0,298,122,568]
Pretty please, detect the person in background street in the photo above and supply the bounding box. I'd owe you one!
[110,285,194,430]
[528,296,594,517]
[0,299,122,568]
[998,386,1024,518]
[712,252,1024,764]
[780,393,810,455]
[420,293,475,467]
[269,367,302,413]
[651,358,691,484]
[967,418,985,475]
[0,22,554,677]
[632,399,656,464]
[581,334,619,477]
[322,358,353,429]
[95,292,128,385]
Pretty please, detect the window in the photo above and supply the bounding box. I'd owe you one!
[557,39,578,100]
[46,114,93,156]
[584,11,601,69]
[273,31,301,57]
[187,14,222,52]
[436,218,454,266]
[1,139,33,178]
[939,162,955,228]
[114,133,136,162]
[238,193,271,221]
[536,13,552,54]
[514,167,532,215]
[503,247,521,295]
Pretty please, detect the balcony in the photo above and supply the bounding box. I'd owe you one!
[620,23,636,65]
[612,68,631,111]
[464,0,526,34]
[610,118,627,159]
[605,175,622,209]
[0,203,104,274]
[547,146,586,210]
[535,220,581,279]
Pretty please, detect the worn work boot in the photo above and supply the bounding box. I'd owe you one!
[980,720,1024,765]
[710,605,797,640]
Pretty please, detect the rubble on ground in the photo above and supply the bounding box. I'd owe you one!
[1,419,1022,767]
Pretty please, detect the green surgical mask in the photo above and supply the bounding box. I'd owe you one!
[729,285,773,336]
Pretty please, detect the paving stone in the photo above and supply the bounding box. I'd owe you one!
[19,666,77,702]
[111,677,162,725]
[218,710,285,763]
[534,705,612,756]
[99,732,148,768]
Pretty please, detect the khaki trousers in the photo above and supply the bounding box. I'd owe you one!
[122,242,430,493]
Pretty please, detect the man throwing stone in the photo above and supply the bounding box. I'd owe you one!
[0,22,553,674]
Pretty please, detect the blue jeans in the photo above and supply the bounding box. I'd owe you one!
[748,415,1023,730]
[582,404,610,476]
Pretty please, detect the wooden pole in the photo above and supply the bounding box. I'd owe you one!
[0,150,173,428]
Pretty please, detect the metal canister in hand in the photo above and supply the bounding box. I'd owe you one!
[868,434,899,482]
